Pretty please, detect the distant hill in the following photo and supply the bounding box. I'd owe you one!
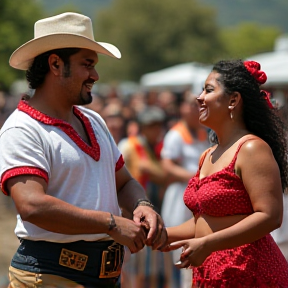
[40,0,288,33]
[201,0,288,33]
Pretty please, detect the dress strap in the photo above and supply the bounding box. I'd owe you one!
[198,147,213,170]
[228,135,259,170]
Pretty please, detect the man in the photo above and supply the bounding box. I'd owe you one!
[0,12,166,288]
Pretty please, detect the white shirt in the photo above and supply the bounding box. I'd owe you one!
[0,100,123,243]
[161,127,209,173]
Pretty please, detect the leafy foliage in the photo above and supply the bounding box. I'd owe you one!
[219,23,281,60]
[0,0,284,90]
[200,0,288,34]
[94,0,224,82]
[0,0,44,91]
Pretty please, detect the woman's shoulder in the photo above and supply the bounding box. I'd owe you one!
[239,135,271,154]
[236,135,274,167]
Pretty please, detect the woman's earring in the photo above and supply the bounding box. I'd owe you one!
[228,106,234,120]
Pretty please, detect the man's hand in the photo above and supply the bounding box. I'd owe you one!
[133,205,167,250]
[107,215,147,254]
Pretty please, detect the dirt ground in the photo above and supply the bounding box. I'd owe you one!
[0,195,19,287]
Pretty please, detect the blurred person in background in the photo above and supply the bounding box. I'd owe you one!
[0,12,167,288]
[84,93,105,116]
[161,60,288,287]
[160,91,210,288]
[145,90,159,107]
[119,105,167,213]
[157,90,180,130]
[271,193,288,261]
[86,98,126,145]
[101,103,126,145]
[121,91,147,139]
[127,91,147,117]
[271,97,288,261]
[118,106,168,288]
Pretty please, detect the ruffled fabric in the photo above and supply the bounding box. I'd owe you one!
[184,136,288,287]
[191,236,288,288]
[184,140,253,217]
[244,60,267,85]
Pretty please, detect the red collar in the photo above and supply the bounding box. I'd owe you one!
[18,100,100,161]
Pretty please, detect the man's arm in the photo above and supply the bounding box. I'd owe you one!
[7,175,146,253]
[116,166,167,249]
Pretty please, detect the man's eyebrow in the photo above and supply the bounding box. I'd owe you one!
[85,58,96,64]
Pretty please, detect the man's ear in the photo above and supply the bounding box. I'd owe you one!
[228,91,241,110]
[48,54,61,75]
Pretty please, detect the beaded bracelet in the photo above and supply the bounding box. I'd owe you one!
[133,198,154,211]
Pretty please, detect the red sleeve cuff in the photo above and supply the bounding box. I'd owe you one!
[115,155,125,172]
[1,166,49,196]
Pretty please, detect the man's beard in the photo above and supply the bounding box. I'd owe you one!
[79,90,93,105]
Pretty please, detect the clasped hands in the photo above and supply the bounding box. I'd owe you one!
[132,205,168,252]
[116,205,211,268]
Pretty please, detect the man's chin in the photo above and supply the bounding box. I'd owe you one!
[79,92,93,106]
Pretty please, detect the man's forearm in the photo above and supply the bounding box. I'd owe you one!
[19,194,112,235]
[117,178,148,219]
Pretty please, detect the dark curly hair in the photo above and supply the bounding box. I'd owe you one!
[210,59,288,191]
[26,48,81,89]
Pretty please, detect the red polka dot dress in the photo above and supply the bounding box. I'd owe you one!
[184,138,288,288]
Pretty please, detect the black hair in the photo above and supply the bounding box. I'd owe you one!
[26,48,81,89]
[211,59,288,191]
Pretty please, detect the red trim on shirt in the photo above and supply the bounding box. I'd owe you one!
[115,155,125,172]
[17,100,100,161]
[1,166,48,196]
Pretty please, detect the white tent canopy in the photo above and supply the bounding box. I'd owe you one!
[140,62,212,95]
[247,35,288,87]
[140,36,288,95]
[247,51,288,87]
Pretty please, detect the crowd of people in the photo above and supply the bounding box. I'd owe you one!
[1,11,288,288]
[85,80,212,288]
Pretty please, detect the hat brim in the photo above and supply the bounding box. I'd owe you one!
[9,33,121,70]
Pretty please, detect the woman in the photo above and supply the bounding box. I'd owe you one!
[162,59,288,287]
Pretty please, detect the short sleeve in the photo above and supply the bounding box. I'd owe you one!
[161,130,183,160]
[0,127,50,195]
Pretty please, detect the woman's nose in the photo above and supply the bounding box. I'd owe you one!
[196,95,203,104]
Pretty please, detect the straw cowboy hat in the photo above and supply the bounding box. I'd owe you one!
[9,12,121,70]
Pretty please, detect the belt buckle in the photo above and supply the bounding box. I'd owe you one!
[59,248,88,271]
[99,242,124,278]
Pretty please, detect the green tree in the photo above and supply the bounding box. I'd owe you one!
[94,0,224,82]
[219,23,281,59]
[0,0,44,92]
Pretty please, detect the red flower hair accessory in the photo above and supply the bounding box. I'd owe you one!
[260,90,274,109]
[244,60,267,85]
[244,61,274,109]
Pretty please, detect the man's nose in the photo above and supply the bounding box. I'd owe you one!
[90,68,99,82]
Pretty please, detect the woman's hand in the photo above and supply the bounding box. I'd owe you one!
[169,237,212,268]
